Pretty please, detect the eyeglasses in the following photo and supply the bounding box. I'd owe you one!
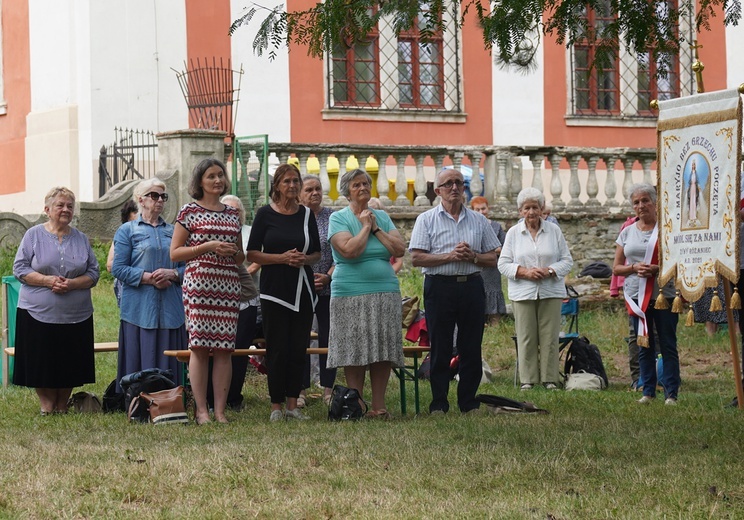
[144,192,169,201]
[437,180,464,190]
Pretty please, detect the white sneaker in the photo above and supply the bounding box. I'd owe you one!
[544,383,558,390]
[664,398,678,406]
[285,408,310,420]
[520,384,534,391]
[269,410,284,422]
[637,396,655,404]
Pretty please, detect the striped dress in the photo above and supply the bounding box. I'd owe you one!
[177,202,241,351]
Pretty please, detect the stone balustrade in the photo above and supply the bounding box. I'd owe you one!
[239,142,658,211]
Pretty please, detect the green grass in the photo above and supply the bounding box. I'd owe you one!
[1,267,744,518]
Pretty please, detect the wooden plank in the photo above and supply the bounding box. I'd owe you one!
[163,345,430,363]
[4,342,119,357]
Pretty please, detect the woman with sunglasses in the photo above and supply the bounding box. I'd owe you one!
[112,178,187,393]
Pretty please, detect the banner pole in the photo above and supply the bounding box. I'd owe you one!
[723,281,744,409]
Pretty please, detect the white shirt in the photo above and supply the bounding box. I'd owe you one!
[409,204,500,276]
[498,219,573,301]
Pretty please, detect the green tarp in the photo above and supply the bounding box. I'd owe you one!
[1,275,19,383]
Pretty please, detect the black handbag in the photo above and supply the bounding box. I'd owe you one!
[327,384,368,421]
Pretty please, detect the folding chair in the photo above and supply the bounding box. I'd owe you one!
[513,294,580,386]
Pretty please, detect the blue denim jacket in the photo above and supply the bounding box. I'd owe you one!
[111,217,185,329]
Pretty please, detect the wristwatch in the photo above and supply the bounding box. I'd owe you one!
[548,267,555,277]
[372,228,380,235]
[473,255,479,265]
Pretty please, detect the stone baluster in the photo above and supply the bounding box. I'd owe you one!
[621,157,635,207]
[433,154,446,205]
[495,153,510,204]
[335,154,350,207]
[452,151,464,171]
[414,153,430,206]
[376,154,391,206]
[585,155,600,206]
[509,155,521,201]
[317,153,332,205]
[548,154,565,209]
[603,155,618,206]
[641,157,654,185]
[530,154,544,192]
[567,154,583,207]
[277,151,290,165]
[297,153,309,176]
[394,153,410,206]
[482,152,497,203]
[468,151,483,198]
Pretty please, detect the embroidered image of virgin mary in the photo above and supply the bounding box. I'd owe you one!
[681,153,710,230]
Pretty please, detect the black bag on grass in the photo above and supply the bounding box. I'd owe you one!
[328,385,368,421]
[102,379,126,413]
[119,368,177,412]
[560,336,609,388]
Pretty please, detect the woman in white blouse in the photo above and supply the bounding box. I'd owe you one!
[498,187,573,390]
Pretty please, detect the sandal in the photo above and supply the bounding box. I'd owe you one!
[297,395,307,408]
[366,409,392,420]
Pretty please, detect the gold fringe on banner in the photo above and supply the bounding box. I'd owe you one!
[655,292,669,310]
[710,290,723,312]
[731,287,742,310]
[637,335,649,347]
[685,308,695,327]
[671,291,685,313]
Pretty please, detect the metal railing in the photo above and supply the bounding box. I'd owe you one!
[98,128,158,197]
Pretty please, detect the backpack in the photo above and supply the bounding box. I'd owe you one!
[476,394,549,414]
[67,392,102,413]
[102,379,126,413]
[328,385,368,421]
[119,368,177,413]
[560,336,609,389]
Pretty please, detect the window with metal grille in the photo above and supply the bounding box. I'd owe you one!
[327,5,461,113]
[570,0,689,119]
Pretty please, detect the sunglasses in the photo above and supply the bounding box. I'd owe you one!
[144,192,169,201]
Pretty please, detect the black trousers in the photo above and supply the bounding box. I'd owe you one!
[303,294,337,389]
[261,291,314,404]
[424,274,486,413]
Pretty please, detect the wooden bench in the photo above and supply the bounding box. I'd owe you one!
[163,345,431,415]
[2,342,119,388]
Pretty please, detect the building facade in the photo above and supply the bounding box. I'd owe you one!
[1,0,742,214]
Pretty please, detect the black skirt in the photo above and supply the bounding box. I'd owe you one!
[12,308,95,388]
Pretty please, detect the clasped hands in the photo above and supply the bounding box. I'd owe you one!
[283,248,307,268]
[147,268,177,289]
[633,262,658,278]
[519,266,552,281]
[49,275,71,294]
[450,242,477,263]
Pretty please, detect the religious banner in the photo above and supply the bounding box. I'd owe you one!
[657,89,742,301]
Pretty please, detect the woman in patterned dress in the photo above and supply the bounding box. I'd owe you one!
[171,158,244,424]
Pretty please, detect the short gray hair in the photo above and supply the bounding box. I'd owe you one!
[133,178,166,202]
[339,169,373,198]
[516,187,545,210]
[221,195,246,226]
[44,187,76,208]
[301,174,321,186]
[628,183,657,204]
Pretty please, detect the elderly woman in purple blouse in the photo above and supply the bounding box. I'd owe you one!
[13,187,100,415]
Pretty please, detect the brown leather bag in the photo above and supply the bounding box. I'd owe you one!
[129,386,189,424]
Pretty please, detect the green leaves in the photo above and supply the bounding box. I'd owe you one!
[232,0,742,73]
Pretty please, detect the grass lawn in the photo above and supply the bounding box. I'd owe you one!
[1,274,743,519]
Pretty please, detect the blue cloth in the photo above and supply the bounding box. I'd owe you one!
[111,217,185,329]
[409,205,500,276]
[634,300,680,400]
